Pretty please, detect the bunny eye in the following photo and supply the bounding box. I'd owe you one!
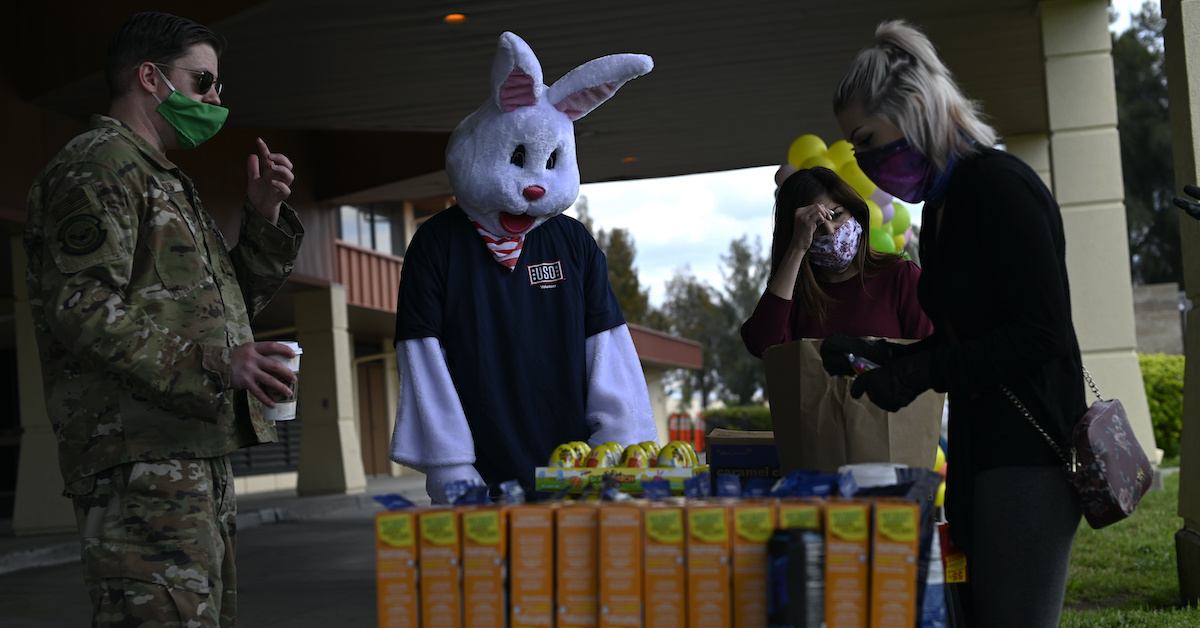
[510,145,526,168]
[546,150,558,170]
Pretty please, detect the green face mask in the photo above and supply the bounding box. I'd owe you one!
[154,69,228,149]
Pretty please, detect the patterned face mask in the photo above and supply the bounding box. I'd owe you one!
[807,216,862,273]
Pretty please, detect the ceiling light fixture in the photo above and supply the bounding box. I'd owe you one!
[444,13,467,24]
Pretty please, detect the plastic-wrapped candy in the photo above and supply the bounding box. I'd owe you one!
[638,440,662,465]
[585,441,624,468]
[657,441,693,468]
[620,444,651,468]
[548,443,582,468]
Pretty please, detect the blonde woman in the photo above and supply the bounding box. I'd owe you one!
[823,20,1086,627]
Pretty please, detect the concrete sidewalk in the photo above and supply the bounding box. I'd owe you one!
[0,473,431,577]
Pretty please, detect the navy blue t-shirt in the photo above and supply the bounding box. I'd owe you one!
[394,206,625,493]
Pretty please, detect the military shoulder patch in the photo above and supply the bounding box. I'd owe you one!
[51,186,97,224]
[58,213,107,256]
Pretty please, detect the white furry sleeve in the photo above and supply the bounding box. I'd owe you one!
[389,337,477,470]
[585,324,658,446]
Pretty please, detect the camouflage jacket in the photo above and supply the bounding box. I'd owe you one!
[24,115,305,488]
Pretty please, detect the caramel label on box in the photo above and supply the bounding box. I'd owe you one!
[688,508,729,542]
[422,511,458,545]
[734,507,773,543]
[646,509,685,543]
[464,510,502,545]
[378,513,416,547]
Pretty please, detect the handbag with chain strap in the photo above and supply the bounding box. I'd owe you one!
[1002,368,1154,529]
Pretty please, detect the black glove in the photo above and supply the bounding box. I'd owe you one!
[1172,184,1200,221]
[820,333,899,377]
[849,352,934,412]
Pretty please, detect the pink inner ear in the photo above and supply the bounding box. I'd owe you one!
[500,67,537,112]
[554,82,617,121]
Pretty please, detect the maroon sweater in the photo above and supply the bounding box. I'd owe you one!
[740,260,933,357]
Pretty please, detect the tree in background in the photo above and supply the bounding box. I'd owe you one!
[657,268,724,409]
[713,236,770,405]
[1114,2,1181,286]
[596,227,651,325]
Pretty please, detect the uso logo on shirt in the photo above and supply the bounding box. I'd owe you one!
[528,261,564,288]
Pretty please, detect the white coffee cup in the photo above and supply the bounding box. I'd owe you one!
[264,341,302,421]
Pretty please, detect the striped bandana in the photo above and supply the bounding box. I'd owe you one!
[472,221,525,270]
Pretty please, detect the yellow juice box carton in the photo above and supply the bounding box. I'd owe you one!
[869,499,919,628]
[731,500,777,628]
[376,510,418,628]
[556,502,601,628]
[461,505,508,628]
[686,501,732,628]
[777,498,823,532]
[599,502,645,628]
[825,499,871,628]
[418,507,461,628]
[643,501,688,628]
[509,503,558,628]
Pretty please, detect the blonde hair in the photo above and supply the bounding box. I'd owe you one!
[833,20,997,170]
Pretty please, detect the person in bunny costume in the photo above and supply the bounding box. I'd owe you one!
[389,32,658,503]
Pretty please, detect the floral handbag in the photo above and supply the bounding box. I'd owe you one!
[1002,368,1155,529]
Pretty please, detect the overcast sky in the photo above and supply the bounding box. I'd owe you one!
[567,0,1156,308]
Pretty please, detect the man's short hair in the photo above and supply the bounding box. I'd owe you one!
[105,11,226,100]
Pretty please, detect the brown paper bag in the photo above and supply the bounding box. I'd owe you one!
[763,339,944,474]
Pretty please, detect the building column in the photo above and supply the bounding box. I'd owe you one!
[10,235,74,534]
[1163,0,1200,605]
[1040,0,1158,457]
[381,335,414,478]
[295,285,367,495]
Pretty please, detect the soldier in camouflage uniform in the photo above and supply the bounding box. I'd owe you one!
[23,12,304,627]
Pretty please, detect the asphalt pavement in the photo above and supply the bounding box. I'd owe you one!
[0,474,431,628]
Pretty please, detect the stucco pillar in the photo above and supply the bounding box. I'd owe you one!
[1163,0,1200,605]
[1040,0,1158,459]
[294,285,367,495]
[10,235,74,534]
[382,335,413,477]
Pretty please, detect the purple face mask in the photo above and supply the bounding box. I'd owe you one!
[808,217,862,273]
[854,137,937,203]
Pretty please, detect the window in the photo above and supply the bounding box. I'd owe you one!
[338,204,400,255]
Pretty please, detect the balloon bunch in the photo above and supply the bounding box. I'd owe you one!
[779,134,914,254]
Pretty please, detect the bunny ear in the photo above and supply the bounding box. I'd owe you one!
[491,32,545,112]
[546,53,653,121]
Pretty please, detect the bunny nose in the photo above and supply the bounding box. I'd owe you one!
[523,185,546,201]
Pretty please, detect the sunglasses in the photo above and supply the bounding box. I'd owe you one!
[154,63,223,96]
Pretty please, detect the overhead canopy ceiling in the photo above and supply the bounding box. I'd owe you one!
[19,0,1048,201]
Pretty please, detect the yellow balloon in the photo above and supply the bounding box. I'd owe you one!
[893,234,906,251]
[867,200,883,228]
[827,140,855,169]
[787,134,828,168]
[800,155,836,171]
[935,480,946,507]
[837,159,876,199]
[935,446,945,471]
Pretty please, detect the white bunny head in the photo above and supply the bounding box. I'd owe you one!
[446,32,653,237]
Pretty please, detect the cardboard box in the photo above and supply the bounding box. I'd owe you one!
[686,502,732,628]
[704,429,781,485]
[535,466,708,495]
[556,503,600,628]
[869,499,919,628]
[730,501,777,628]
[643,502,688,628]
[763,339,944,474]
[418,508,461,628]
[509,504,558,628]
[824,500,871,628]
[599,503,644,628]
[375,510,419,628]
[777,499,823,532]
[461,506,508,628]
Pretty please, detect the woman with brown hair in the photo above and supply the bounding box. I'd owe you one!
[740,165,932,358]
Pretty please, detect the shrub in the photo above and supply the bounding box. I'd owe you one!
[1138,352,1184,458]
[701,405,773,431]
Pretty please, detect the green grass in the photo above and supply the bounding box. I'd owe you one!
[1059,469,1200,626]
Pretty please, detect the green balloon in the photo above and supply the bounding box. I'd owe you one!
[880,220,894,236]
[869,227,896,252]
[891,204,912,234]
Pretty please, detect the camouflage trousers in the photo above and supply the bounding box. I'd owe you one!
[69,456,237,627]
